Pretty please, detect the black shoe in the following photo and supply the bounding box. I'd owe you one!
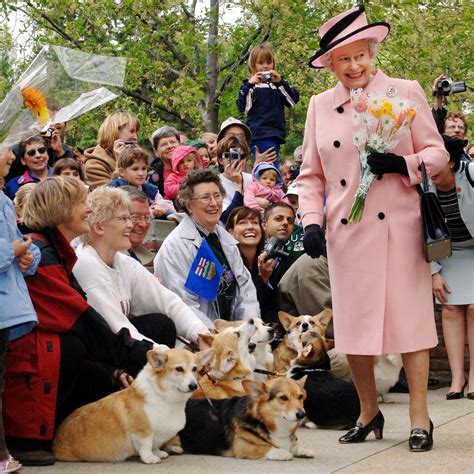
[339,411,384,444]
[467,392,474,400]
[409,420,433,452]
[446,380,467,400]
[9,449,56,466]
[389,380,409,393]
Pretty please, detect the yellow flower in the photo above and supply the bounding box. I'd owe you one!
[369,100,393,119]
[21,86,50,126]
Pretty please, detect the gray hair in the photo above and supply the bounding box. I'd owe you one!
[150,125,180,151]
[120,185,148,203]
[321,38,379,70]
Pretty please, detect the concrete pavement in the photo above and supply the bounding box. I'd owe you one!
[23,386,473,473]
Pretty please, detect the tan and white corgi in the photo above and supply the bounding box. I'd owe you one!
[53,348,213,464]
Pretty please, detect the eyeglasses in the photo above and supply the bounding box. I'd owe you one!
[25,147,47,157]
[130,214,153,223]
[191,193,223,205]
[113,216,132,223]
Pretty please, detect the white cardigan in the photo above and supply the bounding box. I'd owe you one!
[73,243,209,349]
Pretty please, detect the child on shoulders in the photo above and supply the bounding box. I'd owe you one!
[164,145,203,200]
[109,146,175,218]
[244,161,285,213]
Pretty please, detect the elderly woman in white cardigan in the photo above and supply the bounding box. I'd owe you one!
[73,186,209,350]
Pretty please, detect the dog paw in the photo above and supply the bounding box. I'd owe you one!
[292,446,315,458]
[304,421,317,429]
[154,449,169,459]
[140,453,162,464]
[265,447,293,461]
[165,445,184,455]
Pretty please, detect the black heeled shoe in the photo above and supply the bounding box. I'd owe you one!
[467,392,474,400]
[339,411,384,444]
[409,420,433,452]
[446,380,467,400]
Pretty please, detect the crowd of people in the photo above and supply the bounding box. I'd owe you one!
[0,3,472,470]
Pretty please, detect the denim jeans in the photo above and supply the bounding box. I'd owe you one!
[251,139,281,168]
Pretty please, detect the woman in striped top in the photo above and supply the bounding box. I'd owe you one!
[430,136,474,401]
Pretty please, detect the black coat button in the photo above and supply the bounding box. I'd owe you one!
[340,179,346,186]
[333,140,340,148]
[378,212,385,220]
[341,218,348,225]
[337,106,344,113]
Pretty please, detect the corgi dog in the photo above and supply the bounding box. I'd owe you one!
[214,318,258,374]
[288,331,360,430]
[273,309,332,374]
[193,331,251,400]
[178,377,314,460]
[374,354,403,403]
[53,348,213,464]
[214,318,275,381]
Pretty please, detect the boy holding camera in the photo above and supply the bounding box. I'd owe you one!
[237,43,299,167]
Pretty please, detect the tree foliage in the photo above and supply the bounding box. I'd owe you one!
[1,0,472,154]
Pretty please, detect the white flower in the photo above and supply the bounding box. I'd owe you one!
[353,129,367,150]
[350,88,364,102]
[367,133,386,151]
[359,150,369,168]
[392,98,409,114]
[362,113,376,129]
[367,91,385,110]
[379,113,395,130]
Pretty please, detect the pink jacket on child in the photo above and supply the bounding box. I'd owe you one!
[244,161,285,209]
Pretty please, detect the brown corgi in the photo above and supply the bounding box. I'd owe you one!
[53,348,213,464]
[273,309,332,374]
[193,331,251,400]
[178,376,314,460]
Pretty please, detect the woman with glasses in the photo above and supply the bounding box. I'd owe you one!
[73,186,209,348]
[154,169,259,327]
[5,136,52,199]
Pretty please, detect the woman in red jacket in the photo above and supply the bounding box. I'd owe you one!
[4,177,151,466]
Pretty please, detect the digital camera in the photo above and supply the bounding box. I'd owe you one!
[222,147,242,161]
[290,164,300,180]
[260,71,273,84]
[40,128,54,139]
[263,236,290,262]
[435,79,467,96]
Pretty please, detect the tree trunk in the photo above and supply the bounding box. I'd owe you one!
[205,0,219,133]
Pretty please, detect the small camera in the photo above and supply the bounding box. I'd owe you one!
[260,71,273,84]
[222,147,242,161]
[40,128,54,139]
[263,236,290,262]
[435,79,467,96]
[290,164,300,180]
[123,141,137,148]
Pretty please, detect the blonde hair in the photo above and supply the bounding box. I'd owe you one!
[23,176,88,230]
[98,111,140,151]
[82,187,131,245]
[199,132,217,143]
[248,43,275,75]
[13,183,37,222]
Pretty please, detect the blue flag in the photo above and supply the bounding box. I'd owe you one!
[184,239,224,301]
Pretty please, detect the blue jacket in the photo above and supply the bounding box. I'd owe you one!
[108,178,158,203]
[237,78,299,143]
[0,190,38,340]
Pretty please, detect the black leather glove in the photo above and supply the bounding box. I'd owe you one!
[303,224,326,259]
[367,152,409,176]
[442,134,467,163]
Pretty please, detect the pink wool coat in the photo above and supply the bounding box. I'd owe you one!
[298,70,448,355]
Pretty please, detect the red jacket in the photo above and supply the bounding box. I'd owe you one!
[4,230,94,440]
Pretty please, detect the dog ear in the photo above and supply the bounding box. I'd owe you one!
[315,309,332,330]
[296,374,308,387]
[147,350,168,370]
[278,311,294,330]
[220,351,238,373]
[242,380,266,398]
[195,348,215,369]
[199,333,215,347]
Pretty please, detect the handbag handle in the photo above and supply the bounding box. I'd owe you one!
[420,161,429,193]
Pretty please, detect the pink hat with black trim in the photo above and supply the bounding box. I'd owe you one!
[308,5,390,69]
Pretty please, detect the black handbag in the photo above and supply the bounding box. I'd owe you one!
[417,162,452,263]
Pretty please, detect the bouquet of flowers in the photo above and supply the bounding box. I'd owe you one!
[348,89,418,223]
[0,45,126,149]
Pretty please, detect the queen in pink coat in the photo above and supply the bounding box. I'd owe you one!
[298,5,448,451]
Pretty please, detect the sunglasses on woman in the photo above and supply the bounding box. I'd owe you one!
[25,147,48,157]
